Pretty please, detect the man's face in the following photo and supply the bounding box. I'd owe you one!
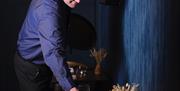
[63,0,80,8]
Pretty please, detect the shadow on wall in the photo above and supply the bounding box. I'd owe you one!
[66,13,97,68]
[68,13,96,50]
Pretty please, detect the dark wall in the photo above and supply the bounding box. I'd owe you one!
[1,0,30,91]
[0,0,96,91]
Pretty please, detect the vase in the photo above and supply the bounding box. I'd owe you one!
[94,63,102,75]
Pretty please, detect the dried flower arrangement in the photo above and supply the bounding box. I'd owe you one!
[90,48,108,64]
[90,48,108,75]
[111,83,139,91]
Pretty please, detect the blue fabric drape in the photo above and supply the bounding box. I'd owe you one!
[123,0,168,90]
[121,0,179,91]
[97,0,180,91]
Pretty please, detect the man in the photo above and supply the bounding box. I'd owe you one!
[14,0,80,91]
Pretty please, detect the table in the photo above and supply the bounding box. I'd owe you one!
[51,70,112,91]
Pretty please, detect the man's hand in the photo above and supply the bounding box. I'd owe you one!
[70,87,79,91]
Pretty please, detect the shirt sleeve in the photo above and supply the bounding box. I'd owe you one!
[35,1,74,91]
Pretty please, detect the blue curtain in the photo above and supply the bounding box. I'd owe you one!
[121,0,179,91]
[97,0,180,91]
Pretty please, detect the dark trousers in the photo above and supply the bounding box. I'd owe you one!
[14,53,53,91]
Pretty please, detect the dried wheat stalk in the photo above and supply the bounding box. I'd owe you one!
[90,48,107,64]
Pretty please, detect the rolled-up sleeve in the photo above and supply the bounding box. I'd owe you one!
[35,1,73,91]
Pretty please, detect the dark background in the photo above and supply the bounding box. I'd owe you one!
[1,0,180,91]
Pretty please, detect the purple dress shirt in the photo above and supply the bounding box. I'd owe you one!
[17,0,74,90]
